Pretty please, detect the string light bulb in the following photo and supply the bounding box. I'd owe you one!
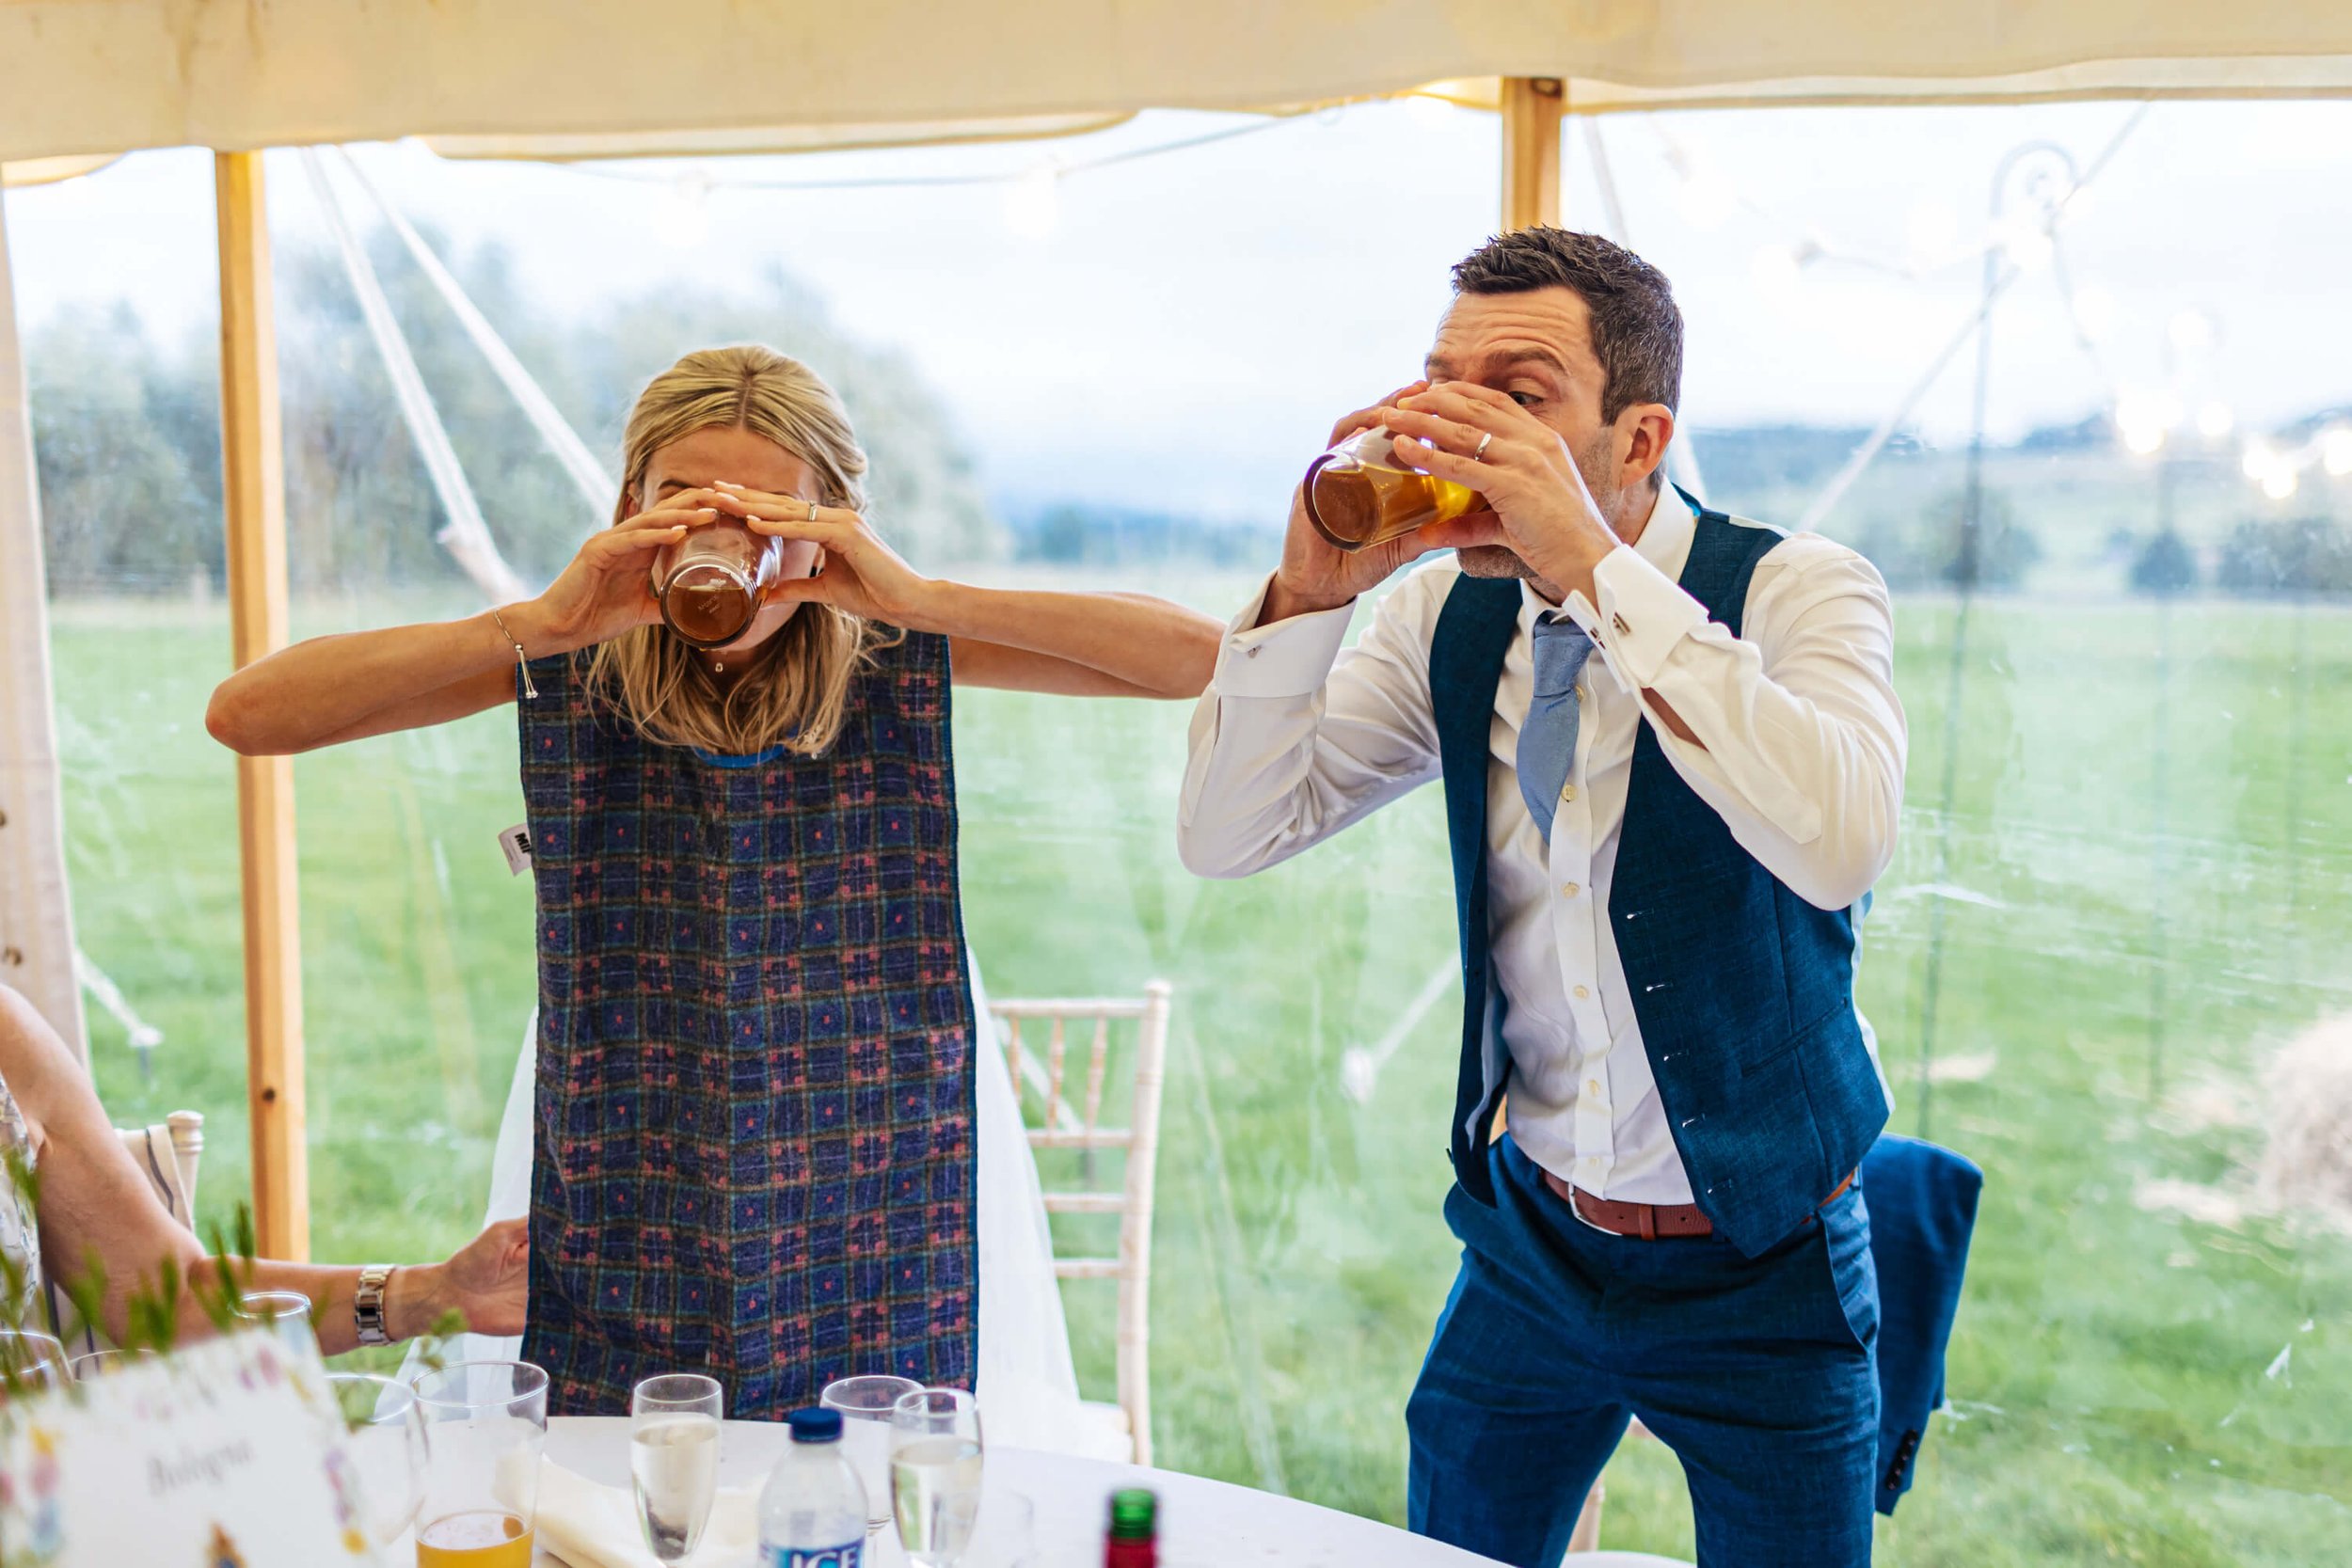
[2196,401,2234,438]
[2323,425,2352,477]
[2263,467,2299,500]
[2169,309,2217,355]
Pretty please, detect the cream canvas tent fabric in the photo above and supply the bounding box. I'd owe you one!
[5,0,2352,165]
[0,205,87,1059]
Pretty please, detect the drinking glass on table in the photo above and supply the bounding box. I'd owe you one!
[326,1372,428,1546]
[891,1387,984,1568]
[821,1373,920,1533]
[412,1359,548,1568]
[0,1328,67,1394]
[630,1373,723,1562]
[69,1347,158,1381]
[232,1289,318,1354]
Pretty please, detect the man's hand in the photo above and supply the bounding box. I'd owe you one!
[1263,381,1490,625]
[1379,382,1620,605]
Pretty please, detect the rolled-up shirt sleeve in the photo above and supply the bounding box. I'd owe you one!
[1177,567,1448,879]
[1568,537,1906,911]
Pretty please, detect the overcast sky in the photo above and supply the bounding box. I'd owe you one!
[8,97,2350,520]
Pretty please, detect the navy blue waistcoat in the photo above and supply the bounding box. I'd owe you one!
[1428,497,1889,1257]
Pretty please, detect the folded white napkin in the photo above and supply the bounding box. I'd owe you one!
[531,1457,759,1568]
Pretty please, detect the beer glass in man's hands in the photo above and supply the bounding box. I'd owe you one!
[1302,425,1486,552]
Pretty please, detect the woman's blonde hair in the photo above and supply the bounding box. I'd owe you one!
[583,345,890,756]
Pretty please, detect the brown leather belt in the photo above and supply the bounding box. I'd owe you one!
[1540,1167,1855,1240]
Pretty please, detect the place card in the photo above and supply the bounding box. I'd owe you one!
[0,1329,382,1566]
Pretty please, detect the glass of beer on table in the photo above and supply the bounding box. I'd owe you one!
[1301,424,1486,552]
[412,1359,549,1568]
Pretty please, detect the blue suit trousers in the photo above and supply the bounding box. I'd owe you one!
[1407,1137,1881,1567]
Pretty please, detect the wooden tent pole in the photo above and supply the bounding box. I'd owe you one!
[215,150,309,1261]
[1500,76,1565,231]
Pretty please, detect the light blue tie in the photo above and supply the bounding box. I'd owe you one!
[1517,613,1595,845]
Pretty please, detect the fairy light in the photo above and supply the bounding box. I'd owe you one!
[2169,309,2217,355]
[1402,91,1461,128]
[2196,401,2234,438]
[2263,467,2299,500]
[2242,439,2278,481]
[2323,425,2352,476]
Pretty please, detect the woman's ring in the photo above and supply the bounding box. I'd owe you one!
[805,499,818,521]
[1473,431,1494,461]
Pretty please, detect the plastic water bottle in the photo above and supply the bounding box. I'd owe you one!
[758,1408,870,1567]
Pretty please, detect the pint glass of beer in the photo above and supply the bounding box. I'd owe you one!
[412,1359,548,1568]
[1301,425,1486,552]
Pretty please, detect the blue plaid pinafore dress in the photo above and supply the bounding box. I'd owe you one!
[515,630,977,1418]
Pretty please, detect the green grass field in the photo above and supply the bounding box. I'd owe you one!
[45,581,2352,1565]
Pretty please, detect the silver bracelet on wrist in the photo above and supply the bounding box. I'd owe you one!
[489,607,539,700]
[354,1264,396,1347]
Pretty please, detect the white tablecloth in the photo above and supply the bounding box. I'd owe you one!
[529,1415,1505,1567]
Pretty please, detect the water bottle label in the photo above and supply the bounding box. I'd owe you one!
[766,1545,862,1568]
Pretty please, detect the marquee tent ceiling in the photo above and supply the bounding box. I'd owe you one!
[4,1,2352,166]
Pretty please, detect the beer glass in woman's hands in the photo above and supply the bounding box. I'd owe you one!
[520,496,724,655]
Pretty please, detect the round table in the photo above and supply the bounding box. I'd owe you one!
[533,1416,1506,1567]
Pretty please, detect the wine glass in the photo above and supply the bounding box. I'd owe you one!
[820,1374,920,1533]
[630,1373,723,1563]
[890,1388,984,1568]
[325,1372,428,1545]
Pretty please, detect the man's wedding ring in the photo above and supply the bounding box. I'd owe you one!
[1473,431,1494,461]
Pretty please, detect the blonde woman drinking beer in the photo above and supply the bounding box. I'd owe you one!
[209,344,1217,1416]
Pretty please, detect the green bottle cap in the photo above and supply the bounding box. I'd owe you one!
[1108,1487,1158,1539]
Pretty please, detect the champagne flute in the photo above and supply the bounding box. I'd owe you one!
[326,1372,428,1545]
[820,1374,920,1533]
[630,1373,723,1563]
[890,1388,984,1568]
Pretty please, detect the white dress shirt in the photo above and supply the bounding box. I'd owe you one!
[1178,488,1907,1205]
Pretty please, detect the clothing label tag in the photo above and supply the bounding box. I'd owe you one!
[498,822,534,876]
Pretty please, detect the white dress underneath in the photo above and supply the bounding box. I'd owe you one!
[397,955,1095,1450]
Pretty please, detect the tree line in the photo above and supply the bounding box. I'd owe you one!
[26,229,1002,598]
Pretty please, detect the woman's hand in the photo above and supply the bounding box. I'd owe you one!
[391,1218,530,1340]
[510,496,726,655]
[711,483,943,629]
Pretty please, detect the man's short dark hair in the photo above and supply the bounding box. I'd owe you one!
[1451,229,1683,422]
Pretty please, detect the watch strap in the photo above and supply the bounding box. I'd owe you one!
[354,1264,396,1347]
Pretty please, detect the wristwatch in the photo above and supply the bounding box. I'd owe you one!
[354,1264,396,1347]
